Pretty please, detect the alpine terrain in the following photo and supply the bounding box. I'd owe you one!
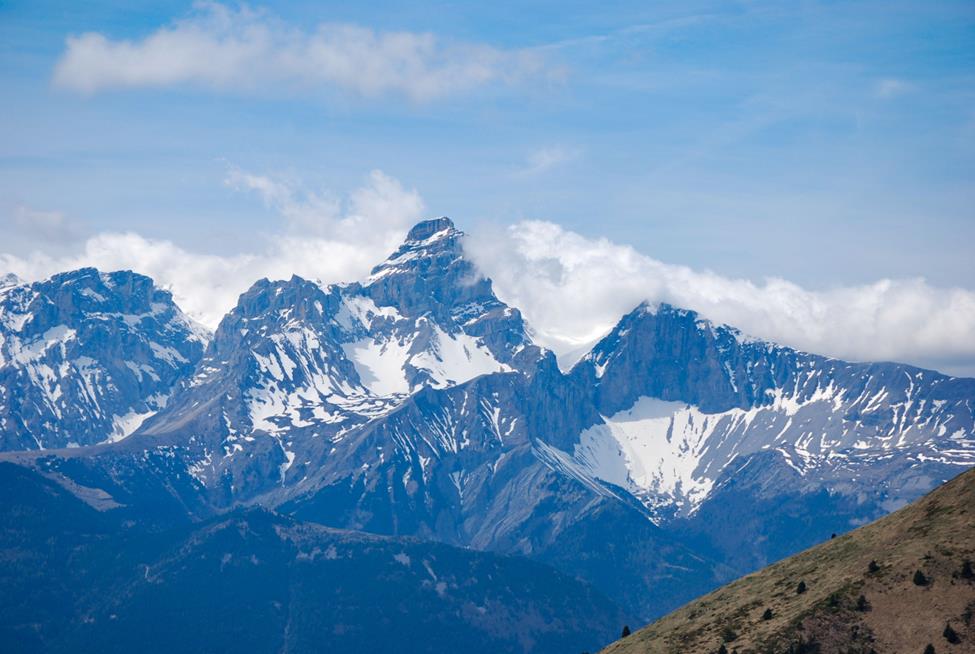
[1,217,973,652]
[0,269,207,451]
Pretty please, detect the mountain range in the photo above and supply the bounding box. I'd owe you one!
[1,217,973,651]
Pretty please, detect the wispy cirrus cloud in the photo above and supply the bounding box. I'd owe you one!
[11,206,82,244]
[53,3,547,102]
[224,167,423,248]
[519,146,582,176]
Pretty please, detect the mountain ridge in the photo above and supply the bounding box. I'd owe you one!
[0,461,628,654]
[0,267,208,450]
[1,215,973,624]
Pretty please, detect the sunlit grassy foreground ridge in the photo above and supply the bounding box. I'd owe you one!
[601,468,975,654]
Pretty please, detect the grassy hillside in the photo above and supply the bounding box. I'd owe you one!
[601,468,975,654]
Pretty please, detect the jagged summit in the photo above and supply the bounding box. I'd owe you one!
[0,267,206,450]
[367,216,464,286]
[0,272,22,290]
[405,216,456,242]
[357,217,535,364]
[132,217,539,497]
[557,296,975,523]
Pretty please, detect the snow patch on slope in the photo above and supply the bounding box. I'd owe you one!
[412,324,513,389]
[342,336,412,396]
[575,398,720,514]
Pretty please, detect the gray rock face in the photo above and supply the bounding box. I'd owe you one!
[0,268,207,450]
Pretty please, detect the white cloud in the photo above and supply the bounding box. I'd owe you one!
[465,220,975,376]
[520,146,581,175]
[53,3,545,102]
[0,170,423,329]
[224,168,422,247]
[4,172,975,376]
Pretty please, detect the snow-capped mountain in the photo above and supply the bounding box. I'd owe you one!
[0,268,207,450]
[130,218,545,501]
[35,219,722,618]
[559,302,975,520]
[2,216,973,621]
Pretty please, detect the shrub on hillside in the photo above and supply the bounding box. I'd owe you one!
[721,625,738,643]
[943,623,960,644]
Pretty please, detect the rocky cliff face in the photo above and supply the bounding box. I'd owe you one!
[0,268,207,450]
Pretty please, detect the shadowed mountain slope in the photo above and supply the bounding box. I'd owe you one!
[0,462,628,654]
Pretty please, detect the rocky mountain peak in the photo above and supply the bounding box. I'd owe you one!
[366,216,465,290]
[0,272,22,291]
[405,216,457,242]
[0,267,207,450]
[360,218,534,358]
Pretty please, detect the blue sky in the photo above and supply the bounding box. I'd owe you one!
[1,1,975,372]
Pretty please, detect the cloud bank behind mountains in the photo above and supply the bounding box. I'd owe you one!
[4,170,975,376]
[1,170,422,330]
[465,221,975,376]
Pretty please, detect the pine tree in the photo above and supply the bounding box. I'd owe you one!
[943,623,960,644]
[796,580,807,594]
[717,645,728,654]
[856,594,870,611]
[923,645,935,654]
[762,607,773,620]
[621,625,631,638]
[914,569,929,586]
[961,559,974,580]
[868,560,880,573]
